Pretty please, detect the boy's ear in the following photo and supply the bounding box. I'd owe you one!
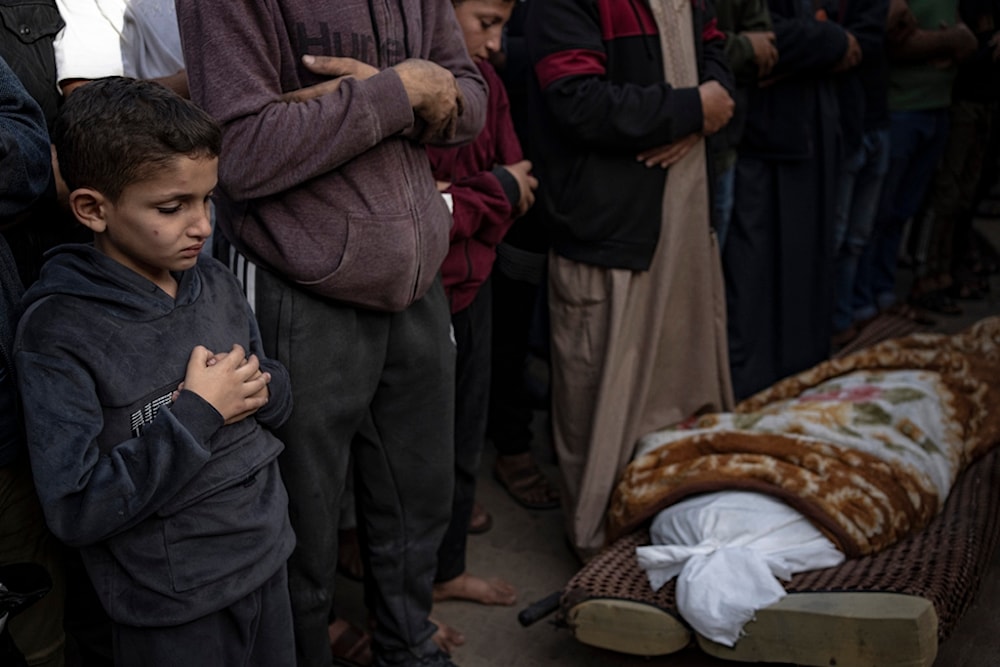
[69,188,109,234]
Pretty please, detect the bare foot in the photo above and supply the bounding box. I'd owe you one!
[431,616,465,654]
[433,572,517,605]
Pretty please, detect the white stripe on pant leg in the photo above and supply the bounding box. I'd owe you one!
[226,245,258,315]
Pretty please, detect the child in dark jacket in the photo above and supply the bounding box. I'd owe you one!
[14,77,295,667]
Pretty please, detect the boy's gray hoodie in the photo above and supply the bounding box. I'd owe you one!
[176,0,488,312]
[14,245,294,626]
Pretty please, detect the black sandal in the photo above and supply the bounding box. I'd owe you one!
[909,290,963,316]
[949,279,987,301]
[883,303,938,326]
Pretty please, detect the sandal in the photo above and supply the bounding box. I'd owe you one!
[468,500,493,534]
[909,289,963,316]
[948,278,987,301]
[883,303,938,326]
[493,453,560,510]
[328,618,374,667]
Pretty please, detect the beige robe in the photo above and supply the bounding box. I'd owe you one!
[548,0,734,558]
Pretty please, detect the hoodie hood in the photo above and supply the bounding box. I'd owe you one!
[22,243,201,320]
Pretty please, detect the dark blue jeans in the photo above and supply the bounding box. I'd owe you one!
[714,162,736,252]
[832,127,890,333]
[853,109,950,320]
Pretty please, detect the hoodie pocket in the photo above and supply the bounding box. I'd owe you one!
[161,463,287,593]
[299,210,419,310]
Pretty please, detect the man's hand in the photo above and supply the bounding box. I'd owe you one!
[154,70,190,99]
[393,59,466,143]
[698,81,734,135]
[887,0,917,44]
[282,55,380,103]
[949,22,978,62]
[181,344,271,424]
[927,22,978,69]
[744,31,779,78]
[833,31,863,71]
[500,159,538,216]
[636,134,701,169]
[991,33,1000,62]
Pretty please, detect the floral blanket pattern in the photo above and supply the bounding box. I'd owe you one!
[607,317,1000,558]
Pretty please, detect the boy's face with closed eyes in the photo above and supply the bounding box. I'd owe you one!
[70,154,217,295]
[453,0,514,62]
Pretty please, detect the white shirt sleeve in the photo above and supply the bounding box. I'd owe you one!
[53,0,129,85]
[121,0,184,80]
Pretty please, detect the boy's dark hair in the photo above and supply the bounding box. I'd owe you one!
[52,77,222,202]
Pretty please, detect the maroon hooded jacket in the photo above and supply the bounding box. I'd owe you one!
[427,61,524,314]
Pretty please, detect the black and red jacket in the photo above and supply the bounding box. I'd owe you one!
[525,0,733,270]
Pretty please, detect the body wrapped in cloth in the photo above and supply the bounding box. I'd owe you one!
[600,317,1000,647]
[610,317,1000,553]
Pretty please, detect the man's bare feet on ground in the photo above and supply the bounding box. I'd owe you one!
[431,616,465,654]
[433,572,517,605]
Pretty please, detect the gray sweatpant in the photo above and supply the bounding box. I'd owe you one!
[112,566,293,667]
[253,267,456,667]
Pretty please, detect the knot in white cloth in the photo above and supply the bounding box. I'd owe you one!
[635,491,844,646]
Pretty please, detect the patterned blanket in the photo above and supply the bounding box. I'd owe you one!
[607,317,1000,558]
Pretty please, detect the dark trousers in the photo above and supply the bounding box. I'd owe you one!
[920,101,996,278]
[0,457,67,667]
[254,268,455,667]
[113,566,293,667]
[832,127,890,333]
[486,270,539,456]
[437,280,492,582]
[725,154,836,400]
[853,109,951,317]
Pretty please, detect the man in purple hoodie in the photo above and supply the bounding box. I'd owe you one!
[175,3,488,667]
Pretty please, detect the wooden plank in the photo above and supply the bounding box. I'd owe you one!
[567,599,691,656]
[697,592,938,667]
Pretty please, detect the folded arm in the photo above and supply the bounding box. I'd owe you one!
[16,350,222,547]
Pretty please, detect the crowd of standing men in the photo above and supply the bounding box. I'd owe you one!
[1,0,998,666]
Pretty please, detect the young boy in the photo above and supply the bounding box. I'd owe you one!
[13,77,296,666]
[428,0,536,619]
